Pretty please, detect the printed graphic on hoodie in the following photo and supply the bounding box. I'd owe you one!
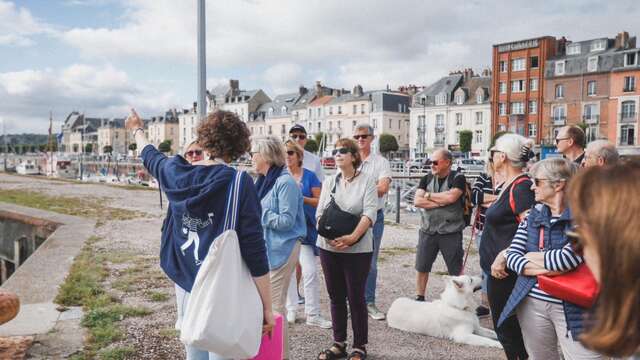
[181,212,214,265]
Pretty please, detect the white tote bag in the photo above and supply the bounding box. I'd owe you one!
[180,171,263,358]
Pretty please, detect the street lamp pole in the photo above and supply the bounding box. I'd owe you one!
[1,117,6,172]
[197,0,207,122]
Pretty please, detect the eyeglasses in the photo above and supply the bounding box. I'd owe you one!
[566,227,583,256]
[555,137,570,145]
[332,147,351,156]
[533,178,549,187]
[185,150,203,157]
[353,134,371,140]
[489,150,502,163]
[431,160,439,166]
[290,134,306,140]
[286,150,296,156]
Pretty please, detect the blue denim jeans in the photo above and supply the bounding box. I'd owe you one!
[365,210,385,304]
[175,284,231,360]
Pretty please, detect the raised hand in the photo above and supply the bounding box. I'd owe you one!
[125,108,144,130]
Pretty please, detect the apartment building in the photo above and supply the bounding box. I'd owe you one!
[97,118,127,155]
[147,111,179,154]
[609,46,640,155]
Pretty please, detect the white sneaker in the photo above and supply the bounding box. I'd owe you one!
[286,310,296,324]
[367,303,386,321]
[306,315,332,329]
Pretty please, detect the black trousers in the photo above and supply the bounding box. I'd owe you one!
[487,271,529,360]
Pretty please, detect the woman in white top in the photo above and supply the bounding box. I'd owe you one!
[316,138,377,360]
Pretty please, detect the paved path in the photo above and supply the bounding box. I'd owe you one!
[0,173,505,359]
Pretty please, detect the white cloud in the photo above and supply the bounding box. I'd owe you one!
[262,63,303,94]
[0,64,180,133]
[0,1,54,47]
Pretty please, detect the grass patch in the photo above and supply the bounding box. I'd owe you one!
[97,346,136,360]
[55,235,151,358]
[146,291,169,302]
[158,327,179,338]
[0,189,147,220]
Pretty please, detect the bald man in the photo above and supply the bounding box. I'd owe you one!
[583,140,619,167]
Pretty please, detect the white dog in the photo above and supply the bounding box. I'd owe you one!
[387,275,502,348]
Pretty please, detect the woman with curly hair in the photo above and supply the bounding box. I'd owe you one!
[126,109,273,360]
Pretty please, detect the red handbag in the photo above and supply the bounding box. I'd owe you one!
[536,228,599,309]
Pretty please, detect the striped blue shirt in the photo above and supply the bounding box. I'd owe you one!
[506,216,584,304]
[471,173,501,231]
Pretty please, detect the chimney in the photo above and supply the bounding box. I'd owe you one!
[229,79,240,96]
[315,81,323,97]
[193,101,197,113]
[298,85,308,96]
[615,31,631,49]
[557,37,569,55]
[353,84,363,96]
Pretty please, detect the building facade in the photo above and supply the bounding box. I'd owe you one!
[97,118,127,155]
[609,46,640,155]
[147,111,179,154]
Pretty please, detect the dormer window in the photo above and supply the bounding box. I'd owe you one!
[281,105,287,113]
[268,107,274,116]
[455,93,465,105]
[590,40,606,52]
[567,44,581,55]
[476,92,483,104]
[624,52,638,67]
[555,61,566,76]
[435,93,447,106]
[587,56,598,72]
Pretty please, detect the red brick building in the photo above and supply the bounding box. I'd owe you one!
[491,37,558,143]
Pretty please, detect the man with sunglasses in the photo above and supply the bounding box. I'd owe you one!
[289,124,324,181]
[413,149,467,302]
[555,126,585,165]
[353,124,392,321]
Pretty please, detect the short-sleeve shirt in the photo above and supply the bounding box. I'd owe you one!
[303,150,325,182]
[418,171,466,193]
[298,169,321,247]
[358,153,392,210]
[479,174,535,273]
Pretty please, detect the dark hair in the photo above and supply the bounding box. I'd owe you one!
[334,138,361,169]
[568,161,640,357]
[197,111,251,161]
[566,125,586,148]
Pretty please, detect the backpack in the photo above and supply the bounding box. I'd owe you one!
[424,171,473,226]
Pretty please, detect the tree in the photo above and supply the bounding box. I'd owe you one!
[379,133,399,154]
[84,143,93,153]
[158,140,172,153]
[314,132,326,145]
[459,130,473,154]
[103,145,113,154]
[304,139,318,153]
[128,143,137,151]
[489,131,508,151]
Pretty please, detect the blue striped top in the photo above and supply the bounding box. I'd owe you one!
[506,216,584,304]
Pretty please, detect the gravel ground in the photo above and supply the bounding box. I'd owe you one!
[1,173,505,359]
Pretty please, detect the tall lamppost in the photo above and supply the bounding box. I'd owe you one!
[197,0,206,123]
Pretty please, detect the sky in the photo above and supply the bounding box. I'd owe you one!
[1,0,639,134]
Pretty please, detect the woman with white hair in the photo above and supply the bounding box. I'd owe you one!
[252,136,306,360]
[480,133,536,360]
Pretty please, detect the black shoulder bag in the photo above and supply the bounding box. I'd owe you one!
[317,173,362,240]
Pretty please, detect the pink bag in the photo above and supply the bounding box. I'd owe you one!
[251,313,284,360]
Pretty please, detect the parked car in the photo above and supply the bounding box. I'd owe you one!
[406,158,431,171]
[454,158,485,173]
[321,156,336,168]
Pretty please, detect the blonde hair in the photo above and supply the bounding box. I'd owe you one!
[284,139,304,167]
[253,136,286,167]
[494,133,534,169]
[568,161,640,357]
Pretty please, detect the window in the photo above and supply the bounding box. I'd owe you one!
[621,101,636,119]
[553,106,566,122]
[475,130,483,144]
[317,108,321,117]
[476,93,484,104]
[511,102,525,115]
[499,82,507,94]
[373,119,377,129]
[281,124,286,134]
[624,76,636,92]
[567,44,581,55]
[455,94,465,105]
[308,109,312,118]
[499,61,507,72]
[353,105,357,114]
[529,100,538,114]
[590,40,606,52]
[530,78,539,91]
[555,84,565,99]
[388,119,392,129]
[329,121,333,130]
[587,56,598,72]
[499,103,506,116]
[329,107,333,115]
[317,121,321,131]
[338,106,342,114]
[268,107,274,116]
[511,79,525,93]
[511,58,526,71]
[530,56,539,68]
[555,61,566,76]
[436,114,444,128]
[456,113,463,125]
[475,112,483,125]
[398,119,401,129]
[587,81,597,96]
[360,104,365,114]
[584,104,598,125]
[268,125,272,135]
[352,120,356,128]
[526,123,536,137]
[620,125,635,146]
[624,52,637,67]
[436,93,447,105]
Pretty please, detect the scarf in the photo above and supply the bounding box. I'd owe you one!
[255,165,284,199]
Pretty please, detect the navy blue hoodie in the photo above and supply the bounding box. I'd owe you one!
[141,145,269,292]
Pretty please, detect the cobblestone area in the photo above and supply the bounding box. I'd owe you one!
[0,173,505,359]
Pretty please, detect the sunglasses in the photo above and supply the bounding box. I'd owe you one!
[185,150,203,157]
[555,137,569,144]
[291,134,306,140]
[431,160,439,166]
[566,227,583,256]
[353,134,371,140]
[286,150,296,156]
[332,147,351,156]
